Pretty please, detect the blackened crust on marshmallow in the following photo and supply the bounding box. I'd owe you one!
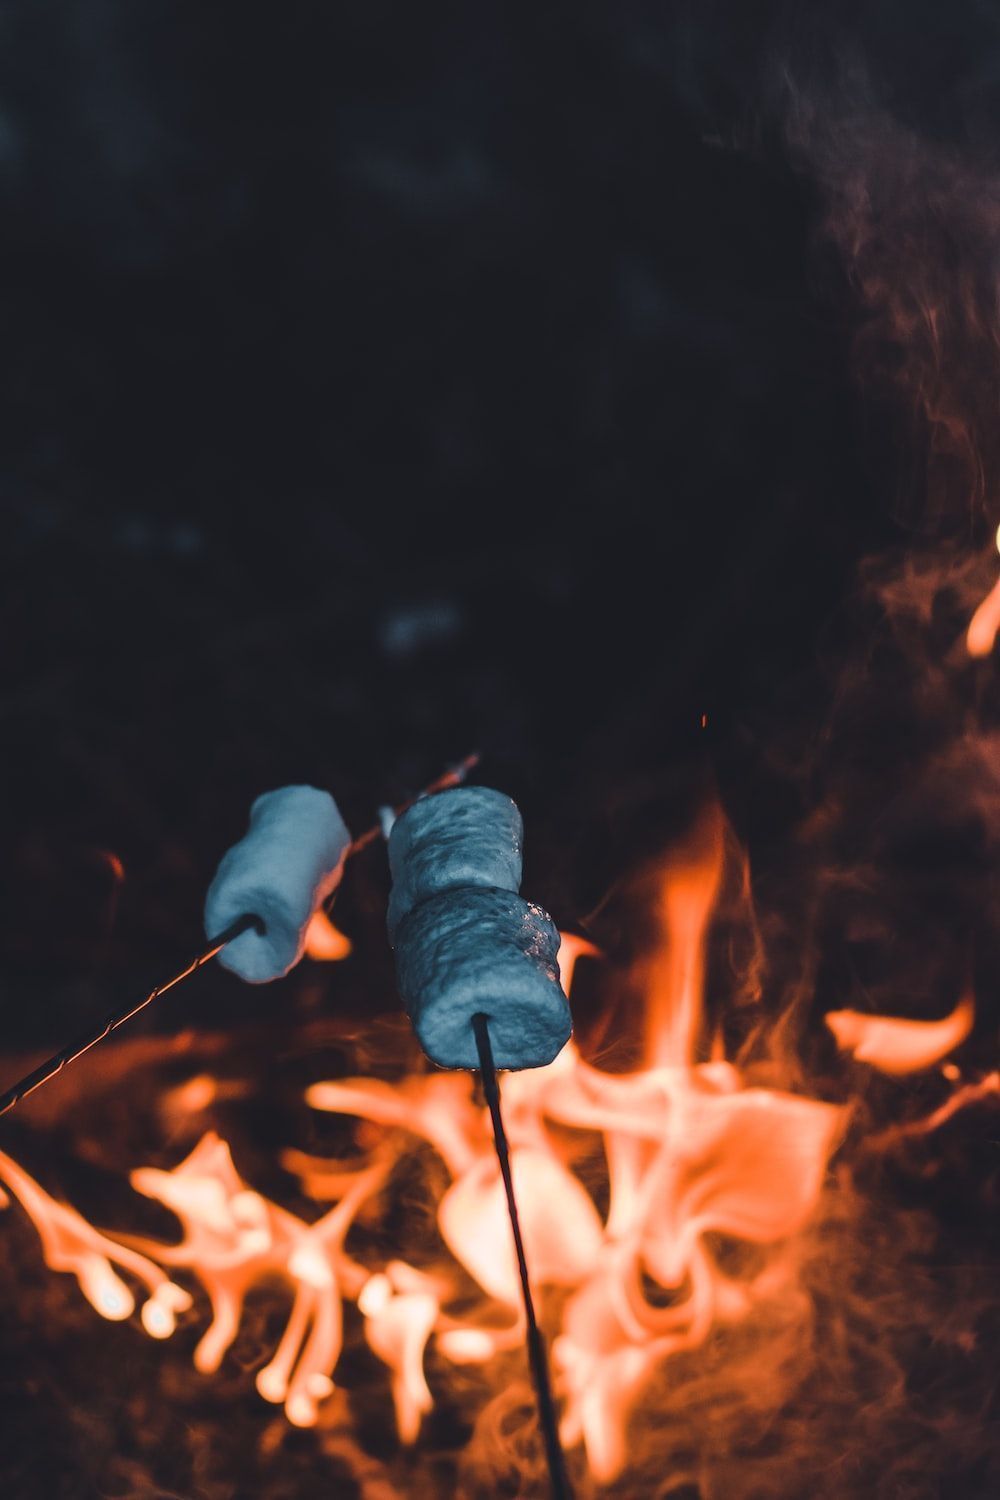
[387,786,523,943]
[393,886,570,1070]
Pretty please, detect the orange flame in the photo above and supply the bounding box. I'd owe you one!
[127,1132,391,1427]
[299,816,844,1478]
[865,1069,999,1152]
[966,523,1000,658]
[825,991,974,1074]
[303,909,353,961]
[638,801,725,1068]
[358,1260,446,1442]
[3,810,994,1484]
[556,930,601,995]
[0,1146,191,1330]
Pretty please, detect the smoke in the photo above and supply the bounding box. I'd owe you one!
[452,1179,996,1499]
[785,89,1000,534]
[710,4,1000,544]
[712,10,1000,1024]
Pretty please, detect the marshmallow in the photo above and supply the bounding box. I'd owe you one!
[387,785,522,942]
[394,887,568,1070]
[205,786,350,983]
[388,789,571,1070]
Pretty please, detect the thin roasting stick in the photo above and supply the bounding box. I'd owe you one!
[333,751,480,863]
[0,912,261,1118]
[472,1012,574,1500]
[0,754,480,1119]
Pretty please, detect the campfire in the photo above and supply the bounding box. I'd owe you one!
[2,10,1000,1498]
[1,772,995,1495]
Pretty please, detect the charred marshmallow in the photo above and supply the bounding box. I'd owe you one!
[388,787,571,1070]
[205,786,350,983]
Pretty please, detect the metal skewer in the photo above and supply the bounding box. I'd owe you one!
[0,755,480,1120]
[0,912,262,1117]
[472,1012,574,1500]
[333,752,480,861]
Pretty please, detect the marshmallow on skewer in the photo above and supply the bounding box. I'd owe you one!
[205,786,351,983]
[395,886,567,1070]
[387,785,523,941]
[387,787,572,1070]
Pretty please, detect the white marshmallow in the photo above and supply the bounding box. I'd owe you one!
[205,786,350,983]
[387,788,571,1070]
[394,886,570,1070]
[387,786,522,942]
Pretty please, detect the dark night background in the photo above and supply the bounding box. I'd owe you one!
[0,7,850,990]
[0,1,997,1029]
